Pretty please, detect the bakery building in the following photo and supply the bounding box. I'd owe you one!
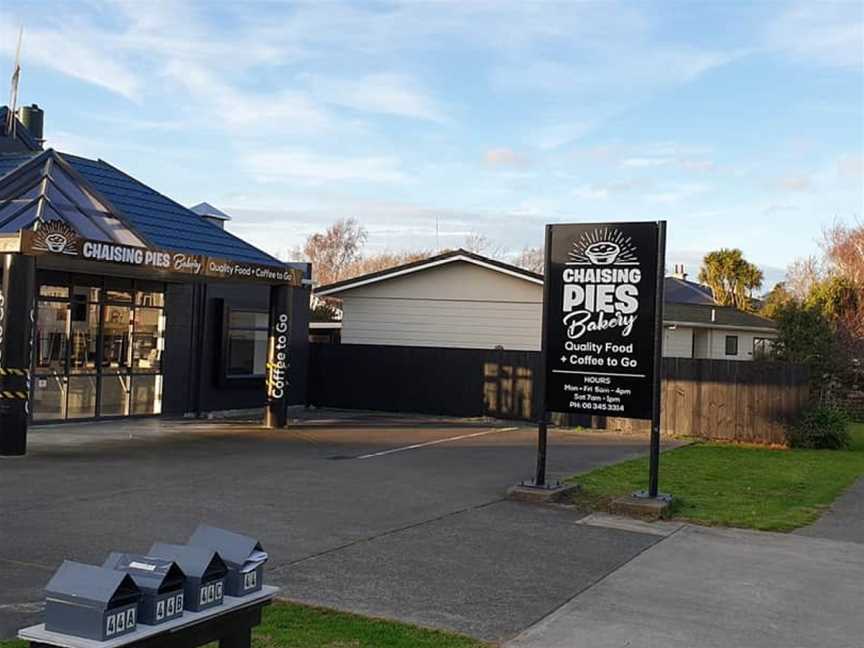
[0,105,311,455]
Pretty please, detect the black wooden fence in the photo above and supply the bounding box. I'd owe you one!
[308,343,810,445]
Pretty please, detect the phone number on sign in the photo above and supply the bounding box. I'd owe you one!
[570,401,626,412]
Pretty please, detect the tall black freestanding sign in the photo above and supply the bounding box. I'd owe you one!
[537,221,666,496]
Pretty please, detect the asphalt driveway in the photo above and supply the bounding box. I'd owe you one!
[0,411,669,641]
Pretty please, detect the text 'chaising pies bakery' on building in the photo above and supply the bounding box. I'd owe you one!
[0,105,311,455]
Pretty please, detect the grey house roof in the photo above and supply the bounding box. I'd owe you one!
[46,560,139,608]
[147,543,227,580]
[665,303,776,330]
[188,525,263,568]
[102,553,185,594]
[664,276,715,305]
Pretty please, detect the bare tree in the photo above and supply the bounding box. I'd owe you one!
[785,255,823,300]
[349,250,433,276]
[303,218,367,287]
[512,246,544,274]
[463,232,505,259]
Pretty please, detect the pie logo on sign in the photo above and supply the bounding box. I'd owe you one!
[568,227,638,266]
[560,227,642,340]
[31,220,80,256]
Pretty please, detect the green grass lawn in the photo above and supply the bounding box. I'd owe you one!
[566,423,864,532]
[0,600,488,648]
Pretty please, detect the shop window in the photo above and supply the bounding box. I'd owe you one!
[131,375,163,415]
[73,285,100,303]
[725,335,738,356]
[31,274,166,422]
[67,375,97,419]
[105,289,133,303]
[132,308,165,372]
[102,305,132,370]
[136,291,165,308]
[225,310,268,377]
[39,285,69,299]
[33,375,66,421]
[100,373,131,417]
[35,301,68,371]
[69,303,98,373]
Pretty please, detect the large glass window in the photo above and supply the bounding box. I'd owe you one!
[35,302,68,372]
[102,305,132,371]
[32,275,166,421]
[132,308,164,372]
[226,310,268,377]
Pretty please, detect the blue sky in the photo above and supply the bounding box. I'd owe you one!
[1,1,861,287]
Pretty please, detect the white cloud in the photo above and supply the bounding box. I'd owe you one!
[302,73,447,123]
[0,19,141,100]
[163,62,331,135]
[241,151,406,184]
[766,2,864,69]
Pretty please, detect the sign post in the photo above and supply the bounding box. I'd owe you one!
[533,225,554,487]
[533,221,667,499]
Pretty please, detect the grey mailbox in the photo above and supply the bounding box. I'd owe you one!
[148,543,227,612]
[188,525,268,597]
[44,560,141,641]
[102,553,185,626]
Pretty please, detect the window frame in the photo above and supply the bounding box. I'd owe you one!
[724,335,739,356]
[221,306,269,381]
[31,273,166,422]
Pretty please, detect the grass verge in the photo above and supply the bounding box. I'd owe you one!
[566,423,864,532]
[0,600,488,648]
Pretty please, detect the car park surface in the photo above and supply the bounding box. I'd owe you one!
[0,411,671,641]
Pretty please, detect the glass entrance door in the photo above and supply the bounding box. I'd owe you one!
[32,276,165,422]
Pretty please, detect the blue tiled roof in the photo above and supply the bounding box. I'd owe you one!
[0,150,281,266]
[0,151,38,177]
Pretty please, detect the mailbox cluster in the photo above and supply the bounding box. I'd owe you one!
[42,525,269,642]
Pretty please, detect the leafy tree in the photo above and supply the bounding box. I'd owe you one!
[698,248,764,311]
[760,282,793,319]
[770,300,836,383]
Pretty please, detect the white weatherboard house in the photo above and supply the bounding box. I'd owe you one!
[315,250,777,360]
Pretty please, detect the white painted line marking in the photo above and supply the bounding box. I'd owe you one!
[356,427,519,459]
[552,370,647,378]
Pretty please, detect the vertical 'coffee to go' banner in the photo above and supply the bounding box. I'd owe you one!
[265,285,291,428]
[544,222,664,420]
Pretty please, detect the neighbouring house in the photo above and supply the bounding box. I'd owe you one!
[315,249,777,360]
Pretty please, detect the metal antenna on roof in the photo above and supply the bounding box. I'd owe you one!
[6,27,23,138]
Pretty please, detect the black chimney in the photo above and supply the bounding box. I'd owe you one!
[17,104,44,143]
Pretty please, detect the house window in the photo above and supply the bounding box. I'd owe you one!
[753,337,772,360]
[725,335,738,356]
[225,310,269,377]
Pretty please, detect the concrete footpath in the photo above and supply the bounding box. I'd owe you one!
[506,524,864,648]
[796,477,864,545]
